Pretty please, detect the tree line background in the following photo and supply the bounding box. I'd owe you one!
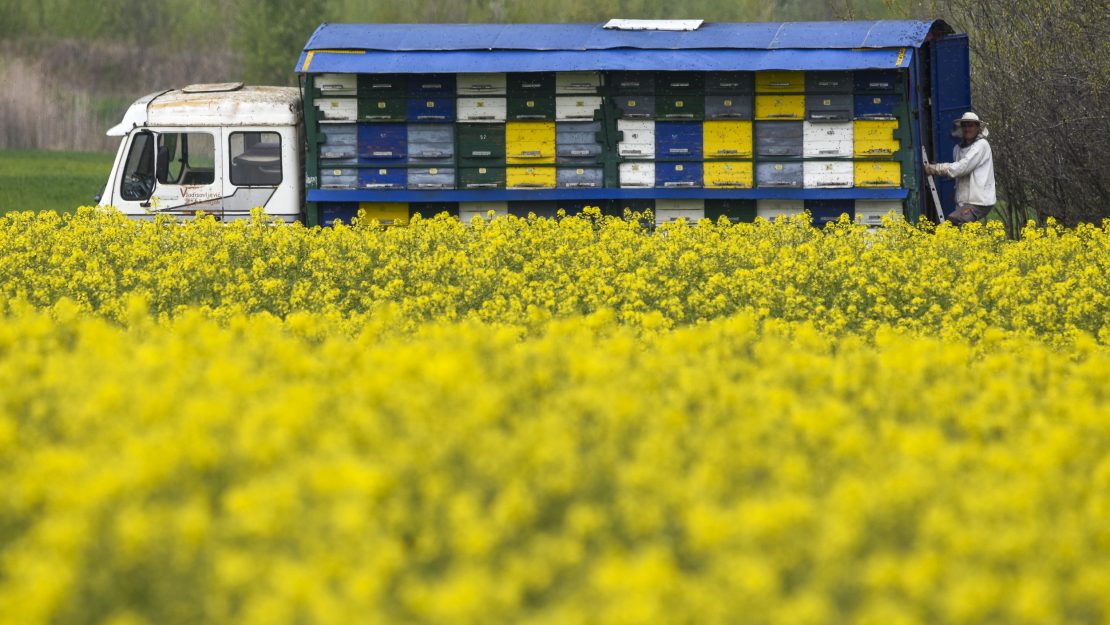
[0,0,1105,226]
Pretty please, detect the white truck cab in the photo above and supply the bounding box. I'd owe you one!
[99,83,304,221]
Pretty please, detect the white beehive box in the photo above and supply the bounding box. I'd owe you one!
[756,199,805,221]
[459,201,509,221]
[803,121,853,158]
[555,96,603,121]
[315,98,358,122]
[315,73,357,95]
[617,120,655,158]
[619,162,655,187]
[555,71,603,93]
[803,161,854,188]
[457,73,507,95]
[654,199,705,226]
[854,200,903,226]
[457,97,507,122]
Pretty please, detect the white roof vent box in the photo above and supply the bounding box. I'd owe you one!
[181,82,244,93]
[603,19,704,31]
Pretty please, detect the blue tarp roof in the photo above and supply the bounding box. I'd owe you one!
[296,19,951,74]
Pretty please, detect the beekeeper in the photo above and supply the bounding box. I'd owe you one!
[925,112,997,225]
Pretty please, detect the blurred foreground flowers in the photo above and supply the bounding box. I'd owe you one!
[0,209,1108,624]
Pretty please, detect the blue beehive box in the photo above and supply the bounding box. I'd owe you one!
[319,202,360,226]
[319,158,360,189]
[756,162,803,188]
[317,123,358,159]
[406,97,455,122]
[854,69,902,92]
[656,162,703,188]
[358,123,408,161]
[358,166,407,189]
[805,199,854,225]
[755,121,803,157]
[854,94,902,120]
[655,121,703,159]
[407,124,455,162]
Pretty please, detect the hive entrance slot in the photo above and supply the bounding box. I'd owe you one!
[603,19,704,31]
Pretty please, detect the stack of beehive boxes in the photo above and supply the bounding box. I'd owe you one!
[310,68,907,226]
[612,69,905,225]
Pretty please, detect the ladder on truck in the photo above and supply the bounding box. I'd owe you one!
[921,147,946,224]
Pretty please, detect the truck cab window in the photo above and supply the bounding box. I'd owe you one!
[120,131,155,201]
[230,132,283,186]
[156,132,216,185]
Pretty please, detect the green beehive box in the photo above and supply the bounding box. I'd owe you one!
[357,74,407,96]
[656,71,704,93]
[507,72,556,94]
[705,198,757,223]
[458,166,507,189]
[457,123,507,161]
[507,96,556,121]
[657,94,705,120]
[358,97,407,122]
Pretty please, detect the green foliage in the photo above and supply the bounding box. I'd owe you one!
[941,0,1110,228]
[0,151,114,215]
[235,0,326,86]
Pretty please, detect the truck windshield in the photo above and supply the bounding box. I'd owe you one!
[120,131,155,201]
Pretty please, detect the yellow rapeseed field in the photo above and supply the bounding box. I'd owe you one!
[0,208,1109,625]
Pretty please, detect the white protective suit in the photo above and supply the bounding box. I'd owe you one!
[935,134,997,207]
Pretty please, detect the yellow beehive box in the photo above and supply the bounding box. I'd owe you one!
[505,122,556,164]
[756,71,805,93]
[704,162,754,188]
[703,121,753,159]
[506,166,556,189]
[755,95,805,121]
[854,120,901,157]
[358,202,410,225]
[854,161,902,187]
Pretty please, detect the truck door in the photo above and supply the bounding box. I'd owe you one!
[928,34,972,219]
[111,128,224,217]
[222,128,296,220]
[148,129,223,216]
